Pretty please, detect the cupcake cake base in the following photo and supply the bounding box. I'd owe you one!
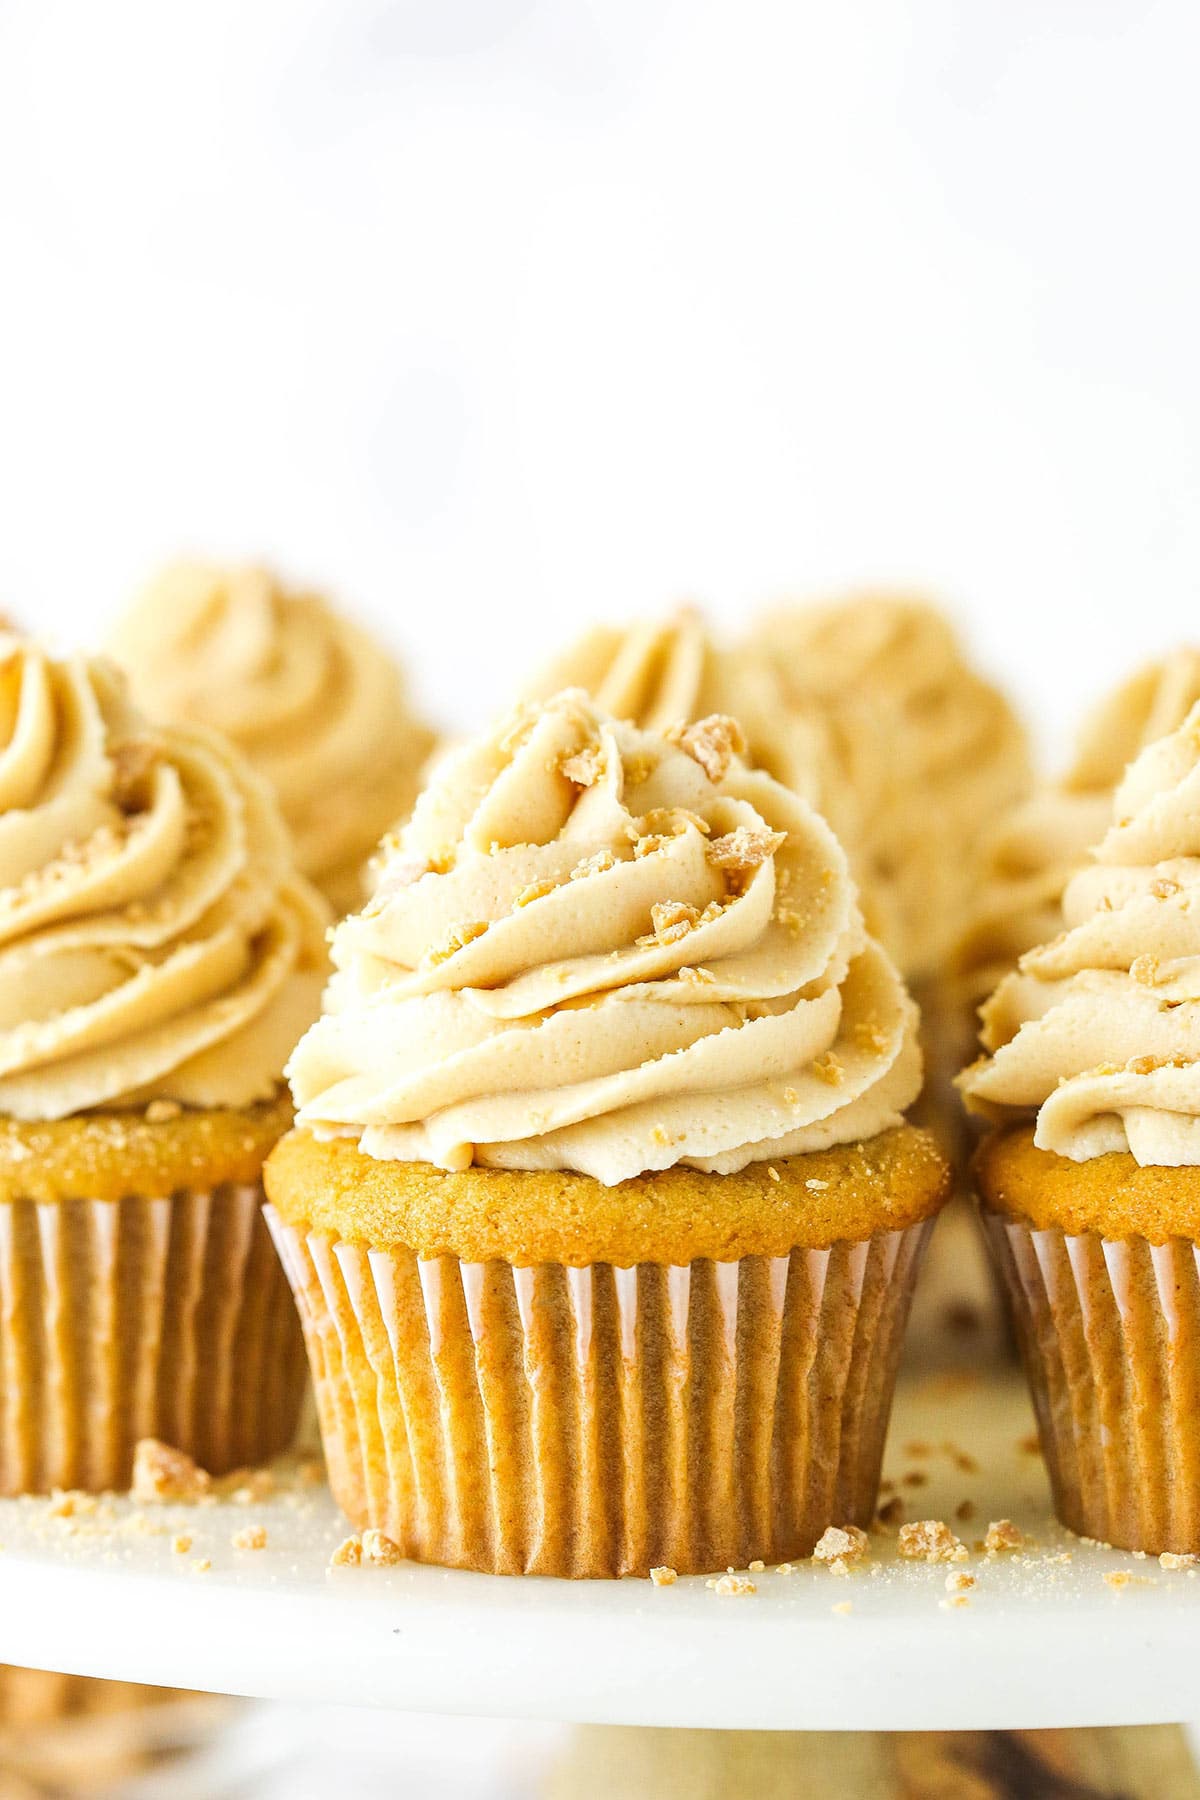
[266,1125,948,1577]
[0,1098,307,1495]
[978,1125,1200,1555]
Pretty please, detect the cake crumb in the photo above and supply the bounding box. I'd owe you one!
[748,1558,765,1573]
[898,1521,968,1563]
[330,1535,363,1568]
[767,1166,781,1183]
[362,1529,404,1567]
[649,1566,677,1587]
[47,1490,98,1520]
[669,715,747,786]
[171,1533,193,1555]
[191,1558,211,1574]
[712,1573,756,1597]
[560,746,605,788]
[831,1601,853,1616]
[232,1524,268,1551]
[1160,1551,1198,1571]
[945,1571,975,1593]
[706,823,784,875]
[939,1594,970,1611]
[131,1439,211,1504]
[812,1525,870,1573]
[1104,1570,1130,1591]
[775,1562,795,1575]
[984,1519,1025,1554]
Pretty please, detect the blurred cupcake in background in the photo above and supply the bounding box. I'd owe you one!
[962,698,1200,1553]
[266,690,948,1577]
[0,633,327,1495]
[747,593,1033,990]
[110,561,437,916]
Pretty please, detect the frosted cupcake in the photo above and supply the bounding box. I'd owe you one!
[748,594,1032,985]
[265,691,948,1576]
[110,561,437,915]
[962,699,1200,1553]
[0,636,327,1493]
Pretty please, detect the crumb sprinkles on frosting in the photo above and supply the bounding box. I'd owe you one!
[286,690,921,1185]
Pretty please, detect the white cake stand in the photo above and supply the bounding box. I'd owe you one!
[1,1368,1196,1733]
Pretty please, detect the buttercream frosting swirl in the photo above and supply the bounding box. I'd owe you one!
[749,595,1032,979]
[953,650,1200,1009]
[960,699,1200,1164]
[111,562,436,913]
[287,690,921,1184]
[0,634,328,1120]
[523,608,862,892]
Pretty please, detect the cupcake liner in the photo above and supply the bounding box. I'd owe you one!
[0,1185,306,1495]
[984,1213,1200,1553]
[267,1211,932,1577]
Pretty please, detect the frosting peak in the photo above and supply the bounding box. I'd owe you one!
[287,691,921,1184]
[111,562,436,913]
[960,699,1200,1165]
[0,635,328,1120]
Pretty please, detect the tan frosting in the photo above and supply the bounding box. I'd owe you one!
[287,690,921,1185]
[0,635,328,1120]
[749,595,1032,979]
[111,562,436,913]
[953,650,1200,1010]
[522,609,864,900]
[960,699,1200,1164]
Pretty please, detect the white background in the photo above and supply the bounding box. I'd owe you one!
[1,0,1198,758]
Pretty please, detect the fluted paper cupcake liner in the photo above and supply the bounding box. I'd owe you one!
[984,1213,1200,1553]
[0,1185,306,1495]
[267,1211,932,1577]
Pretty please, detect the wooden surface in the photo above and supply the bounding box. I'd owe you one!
[548,1726,1200,1799]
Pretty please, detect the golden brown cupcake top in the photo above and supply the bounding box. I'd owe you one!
[0,1092,293,1203]
[953,649,1200,1011]
[287,689,921,1185]
[0,635,327,1120]
[961,698,1200,1165]
[110,561,436,913]
[975,1122,1200,1243]
[748,594,1032,980]
[267,1121,948,1263]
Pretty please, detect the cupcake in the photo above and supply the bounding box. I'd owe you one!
[961,698,1200,1553]
[265,691,948,1576]
[748,594,1032,986]
[110,561,437,915]
[0,635,327,1494]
